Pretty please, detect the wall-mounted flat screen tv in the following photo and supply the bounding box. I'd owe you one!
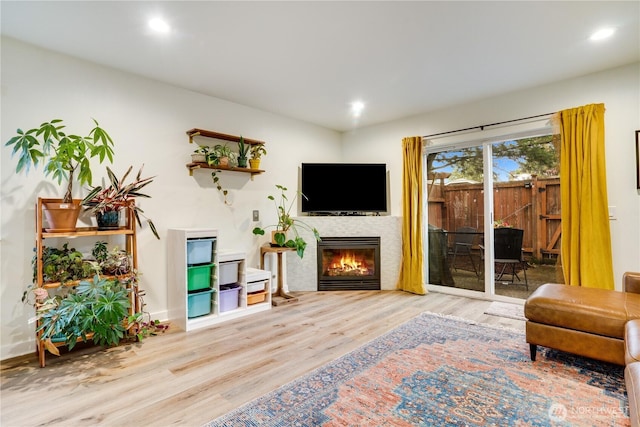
[301,163,387,214]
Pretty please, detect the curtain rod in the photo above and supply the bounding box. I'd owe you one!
[422,112,555,139]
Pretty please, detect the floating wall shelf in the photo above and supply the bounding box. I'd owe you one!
[186,162,264,177]
[186,128,265,146]
[185,128,266,179]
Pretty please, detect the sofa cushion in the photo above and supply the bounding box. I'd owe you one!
[626,320,640,365]
[626,363,640,426]
[625,272,640,294]
[524,284,640,339]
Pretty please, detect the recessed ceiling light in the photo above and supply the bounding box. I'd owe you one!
[149,17,171,34]
[590,27,615,41]
[351,101,365,117]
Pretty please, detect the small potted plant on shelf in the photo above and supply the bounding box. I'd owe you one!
[208,145,237,204]
[237,136,250,168]
[33,243,97,285]
[191,146,210,163]
[91,241,132,276]
[249,143,267,169]
[24,274,167,357]
[81,165,160,239]
[23,274,138,356]
[209,144,238,168]
[4,118,115,231]
[252,184,320,258]
[34,241,130,286]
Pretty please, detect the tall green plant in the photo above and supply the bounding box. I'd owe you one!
[237,136,249,168]
[237,136,250,158]
[252,184,320,258]
[5,119,115,202]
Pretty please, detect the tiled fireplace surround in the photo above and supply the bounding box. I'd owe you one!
[286,216,402,291]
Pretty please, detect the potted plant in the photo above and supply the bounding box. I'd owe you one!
[249,143,267,169]
[24,239,167,356]
[4,118,115,231]
[252,184,321,258]
[191,146,210,163]
[91,241,132,276]
[27,275,132,355]
[24,273,166,356]
[81,165,160,239]
[209,144,238,168]
[237,136,250,168]
[33,243,97,285]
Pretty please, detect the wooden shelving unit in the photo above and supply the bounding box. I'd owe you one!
[40,227,135,238]
[185,128,266,178]
[34,197,140,367]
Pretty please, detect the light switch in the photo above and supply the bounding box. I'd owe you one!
[253,210,259,221]
[608,206,616,220]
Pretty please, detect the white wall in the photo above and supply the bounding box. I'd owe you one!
[342,62,640,291]
[0,37,342,360]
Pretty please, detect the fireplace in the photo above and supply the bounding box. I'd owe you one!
[317,237,381,291]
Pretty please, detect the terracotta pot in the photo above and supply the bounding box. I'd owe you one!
[271,230,288,246]
[249,159,261,169]
[43,200,81,232]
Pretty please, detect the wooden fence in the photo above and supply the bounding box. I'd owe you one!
[427,175,561,261]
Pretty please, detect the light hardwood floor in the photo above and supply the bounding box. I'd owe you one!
[1,291,525,426]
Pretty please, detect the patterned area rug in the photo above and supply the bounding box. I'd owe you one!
[206,313,628,426]
[484,301,527,321]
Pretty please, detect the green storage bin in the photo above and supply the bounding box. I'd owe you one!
[188,289,214,318]
[187,263,214,291]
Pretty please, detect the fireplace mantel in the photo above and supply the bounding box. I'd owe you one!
[287,216,401,291]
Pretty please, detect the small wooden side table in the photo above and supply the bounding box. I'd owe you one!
[260,245,298,306]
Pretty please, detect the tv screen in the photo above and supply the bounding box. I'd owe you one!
[301,163,387,214]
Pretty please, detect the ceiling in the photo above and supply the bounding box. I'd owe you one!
[1,1,638,132]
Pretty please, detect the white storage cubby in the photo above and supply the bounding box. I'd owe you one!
[168,228,271,331]
[246,268,272,306]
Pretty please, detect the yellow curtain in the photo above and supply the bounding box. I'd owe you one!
[396,136,426,295]
[556,103,614,289]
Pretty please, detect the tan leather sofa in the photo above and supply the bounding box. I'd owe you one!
[525,271,640,426]
[525,281,640,365]
[625,318,640,426]
[625,272,640,427]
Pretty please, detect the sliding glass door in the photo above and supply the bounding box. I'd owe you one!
[426,145,485,293]
[425,133,560,300]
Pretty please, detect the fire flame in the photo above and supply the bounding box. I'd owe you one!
[326,251,370,276]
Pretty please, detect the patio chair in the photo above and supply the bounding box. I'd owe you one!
[494,227,528,289]
[450,226,479,276]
